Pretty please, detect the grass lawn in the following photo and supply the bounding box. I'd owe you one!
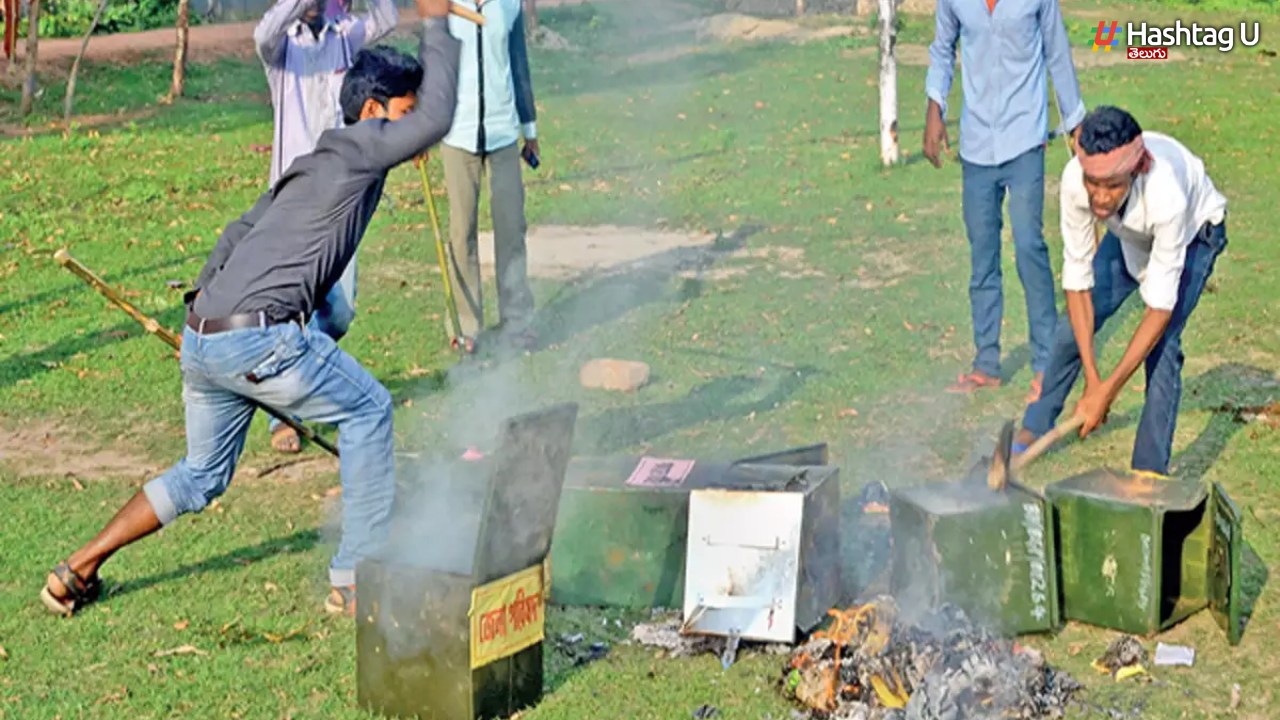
[2,0,1278,717]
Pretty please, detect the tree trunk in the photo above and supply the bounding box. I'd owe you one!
[523,0,537,35]
[877,0,899,166]
[796,0,805,16]
[18,0,39,116]
[4,0,19,75]
[63,0,110,123]
[167,0,190,102]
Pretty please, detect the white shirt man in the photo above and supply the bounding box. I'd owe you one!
[1017,107,1228,476]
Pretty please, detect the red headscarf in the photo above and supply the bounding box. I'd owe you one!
[1079,135,1151,180]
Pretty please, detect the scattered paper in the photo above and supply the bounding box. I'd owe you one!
[1154,642,1195,667]
[625,457,696,488]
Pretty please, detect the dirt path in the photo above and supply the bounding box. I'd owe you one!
[8,0,593,74]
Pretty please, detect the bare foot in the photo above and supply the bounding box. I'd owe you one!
[272,425,302,454]
[1025,372,1045,404]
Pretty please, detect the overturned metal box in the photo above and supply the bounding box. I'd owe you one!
[889,477,1061,636]
[1046,468,1242,645]
[548,444,829,609]
[356,403,579,720]
[681,464,841,641]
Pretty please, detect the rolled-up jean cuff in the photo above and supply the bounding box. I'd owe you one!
[330,567,355,587]
[143,478,180,526]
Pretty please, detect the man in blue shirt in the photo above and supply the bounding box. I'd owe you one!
[924,0,1085,403]
[439,0,539,353]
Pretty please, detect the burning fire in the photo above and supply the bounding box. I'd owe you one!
[782,597,1081,719]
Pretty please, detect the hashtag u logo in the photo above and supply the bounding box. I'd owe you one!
[1093,20,1119,52]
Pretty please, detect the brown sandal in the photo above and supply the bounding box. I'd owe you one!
[40,561,102,617]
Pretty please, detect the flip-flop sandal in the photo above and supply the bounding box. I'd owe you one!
[325,585,356,617]
[40,561,102,617]
[450,336,477,354]
[946,371,1002,393]
[271,425,302,454]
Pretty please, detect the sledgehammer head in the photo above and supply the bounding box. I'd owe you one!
[986,419,1015,491]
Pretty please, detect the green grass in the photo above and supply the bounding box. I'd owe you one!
[2,0,1279,718]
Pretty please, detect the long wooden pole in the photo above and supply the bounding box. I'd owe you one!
[53,249,340,458]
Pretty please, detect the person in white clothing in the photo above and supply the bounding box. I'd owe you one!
[1015,105,1228,475]
[252,0,398,453]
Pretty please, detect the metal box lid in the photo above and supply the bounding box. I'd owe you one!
[562,443,829,494]
[1209,482,1244,646]
[1045,467,1207,511]
[681,464,839,644]
[471,403,579,584]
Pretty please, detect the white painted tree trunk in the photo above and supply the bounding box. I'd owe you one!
[877,0,899,166]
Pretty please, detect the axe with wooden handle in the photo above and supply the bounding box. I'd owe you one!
[1010,415,1086,474]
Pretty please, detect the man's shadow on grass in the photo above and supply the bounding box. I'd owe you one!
[527,225,763,352]
[574,364,818,455]
[107,529,320,601]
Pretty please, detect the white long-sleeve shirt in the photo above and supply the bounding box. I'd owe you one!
[1059,131,1227,312]
[254,0,399,186]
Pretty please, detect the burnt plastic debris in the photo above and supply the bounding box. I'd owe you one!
[784,598,1081,720]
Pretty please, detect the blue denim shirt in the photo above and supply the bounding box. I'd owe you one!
[926,0,1085,167]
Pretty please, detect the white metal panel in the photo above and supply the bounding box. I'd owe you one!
[682,489,805,644]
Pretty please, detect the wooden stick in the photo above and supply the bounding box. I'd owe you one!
[53,248,340,459]
[55,248,182,349]
[450,3,485,25]
[1010,415,1085,473]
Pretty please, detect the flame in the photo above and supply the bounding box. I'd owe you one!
[799,602,895,711]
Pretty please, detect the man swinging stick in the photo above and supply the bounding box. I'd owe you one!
[40,0,461,618]
[1015,105,1228,476]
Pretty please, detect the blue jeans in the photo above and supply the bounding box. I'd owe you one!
[1021,220,1228,474]
[961,145,1058,377]
[267,259,356,435]
[143,317,394,587]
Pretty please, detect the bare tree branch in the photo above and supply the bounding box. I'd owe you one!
[64,0,112,124]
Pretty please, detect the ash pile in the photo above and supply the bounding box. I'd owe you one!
[782,597,1081,720]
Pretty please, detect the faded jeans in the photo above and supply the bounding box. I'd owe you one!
[1021,220,1228,474]
[267,259,356,435]
[961,145,1058,377]
[143,317,394,587]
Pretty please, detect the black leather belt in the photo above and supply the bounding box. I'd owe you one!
[186,310,305,335]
